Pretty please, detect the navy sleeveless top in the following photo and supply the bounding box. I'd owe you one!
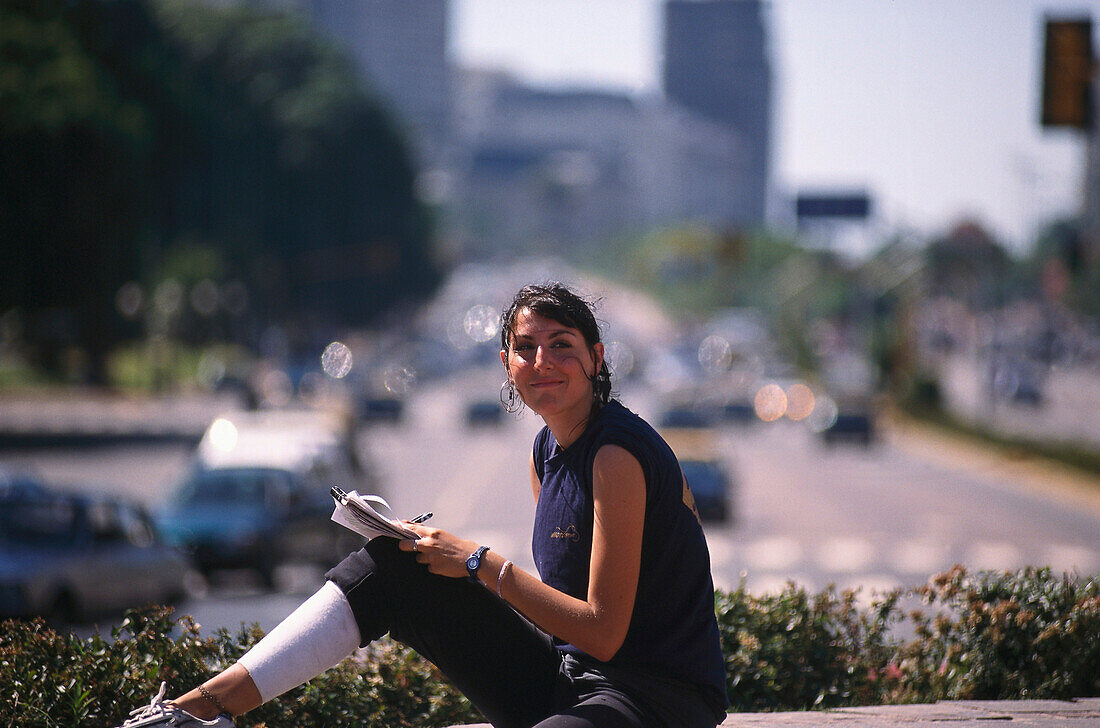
[531,400,728,712]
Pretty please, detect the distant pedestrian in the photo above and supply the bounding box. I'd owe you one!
[114,282,727,728]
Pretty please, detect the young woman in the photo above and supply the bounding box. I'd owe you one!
[117,283,727,728]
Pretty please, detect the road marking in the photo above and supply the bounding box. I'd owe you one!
[705,533,738,570]
[744,535,803,570]
[892,538,953,574]
[739,571,819,595]
[966,541,1023,571]
[815,536,876,572]
[1041,543,1100,574]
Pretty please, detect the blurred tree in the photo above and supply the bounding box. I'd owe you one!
[924,220,1011,309]
[1,0,437,384]
[0,0,157,382]
[1031,218,1100,318]
[151,0,438,343]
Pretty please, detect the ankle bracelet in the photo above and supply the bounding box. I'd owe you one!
[198,684,229,715]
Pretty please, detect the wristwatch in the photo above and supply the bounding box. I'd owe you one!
[466,545,490,584]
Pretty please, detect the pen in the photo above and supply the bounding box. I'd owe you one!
[409,511,433,524]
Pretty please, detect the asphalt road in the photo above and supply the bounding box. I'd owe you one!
[4,374,1099,636]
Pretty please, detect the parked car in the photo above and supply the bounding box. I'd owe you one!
[0,467,51,501]
[156,409,368,586]
[0,490,191,624]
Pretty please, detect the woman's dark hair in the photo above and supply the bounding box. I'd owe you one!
[500,282,613,405]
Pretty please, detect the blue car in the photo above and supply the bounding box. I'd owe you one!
[156,465,355,588]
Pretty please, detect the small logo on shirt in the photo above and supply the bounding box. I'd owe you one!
[551,525,580,542]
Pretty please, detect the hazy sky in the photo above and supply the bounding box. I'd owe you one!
[451,0,1098,253]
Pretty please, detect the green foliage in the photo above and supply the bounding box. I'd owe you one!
[0,606,481,728]
[2,568,1096,727]
[1,0,438,384]
[718,567,1099,711]
[717,581,900,711]
[898,566,1100,701]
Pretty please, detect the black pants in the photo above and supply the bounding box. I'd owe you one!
[325,539,716,728]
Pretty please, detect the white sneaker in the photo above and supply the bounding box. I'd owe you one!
[115,682,235,727]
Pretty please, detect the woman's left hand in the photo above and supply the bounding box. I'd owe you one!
[396,523,480,579]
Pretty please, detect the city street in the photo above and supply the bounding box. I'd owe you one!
[4,371,1099,636]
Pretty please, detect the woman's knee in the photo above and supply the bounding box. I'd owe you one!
[324,539,424,643]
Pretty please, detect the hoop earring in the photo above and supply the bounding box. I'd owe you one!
[500,380,523,413]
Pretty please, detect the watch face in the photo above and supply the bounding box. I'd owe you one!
[466,555,479,570]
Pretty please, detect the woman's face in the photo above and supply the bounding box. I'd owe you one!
[501,308,603,423]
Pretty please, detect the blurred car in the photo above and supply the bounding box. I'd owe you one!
[820,406,875,446]
[658,406,717,430]
[660,428,735,524]
[679,459,733,522]
[0,467,51,501]
[358,396,404,424]
[465,400,503,427]
[0,490,191,623]
[156,409,368,586]
[721,400,756,425]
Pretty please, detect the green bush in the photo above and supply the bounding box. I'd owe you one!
[0,607,480,728]
[2,567,1097,727]
[717,566,1099,711]
[716,580,901,710]
[894,565,1100,701]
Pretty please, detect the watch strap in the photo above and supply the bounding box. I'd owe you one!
[466,545,490,583]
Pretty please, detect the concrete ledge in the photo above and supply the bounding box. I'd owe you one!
[450,699,1100,728]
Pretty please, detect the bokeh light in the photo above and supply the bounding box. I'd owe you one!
[190,279,219,317]
[260,369,293,408]
[196,352,227,390]
[152,279,184,316]
[321,341,354,379]
[463,304,500,343]
[807,394,839,433]
[115,282,144,320]
[785,383,816,421]
[604,340,635,378]
[297,371,330,405]
[753,383,787,422]
[383,364,417,394]
[207,417,238,453]
[698,335,733,374]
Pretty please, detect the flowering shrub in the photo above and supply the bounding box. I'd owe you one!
[717,566,1099,711]
[2,566,1096,727]
[892,565,1100,701]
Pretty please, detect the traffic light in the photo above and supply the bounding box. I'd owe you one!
[1041,18,1094,130]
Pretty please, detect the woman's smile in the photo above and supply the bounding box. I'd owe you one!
[501,308,604,442]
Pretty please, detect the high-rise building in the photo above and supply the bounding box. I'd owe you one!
[663,0,771,228]
[303,0,450,165]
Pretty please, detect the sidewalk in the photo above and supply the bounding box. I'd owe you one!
[452,699,1100,727]
[0,389,235,447]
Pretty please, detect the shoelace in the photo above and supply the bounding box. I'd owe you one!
[123,682,170,724]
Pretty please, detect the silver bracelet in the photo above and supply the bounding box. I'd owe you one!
[497,560,513,598]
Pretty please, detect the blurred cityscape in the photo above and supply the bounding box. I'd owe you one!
[2,1,1099,630]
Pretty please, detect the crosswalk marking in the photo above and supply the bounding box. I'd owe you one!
[704,532,1099,596]
[816,537,876,572]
